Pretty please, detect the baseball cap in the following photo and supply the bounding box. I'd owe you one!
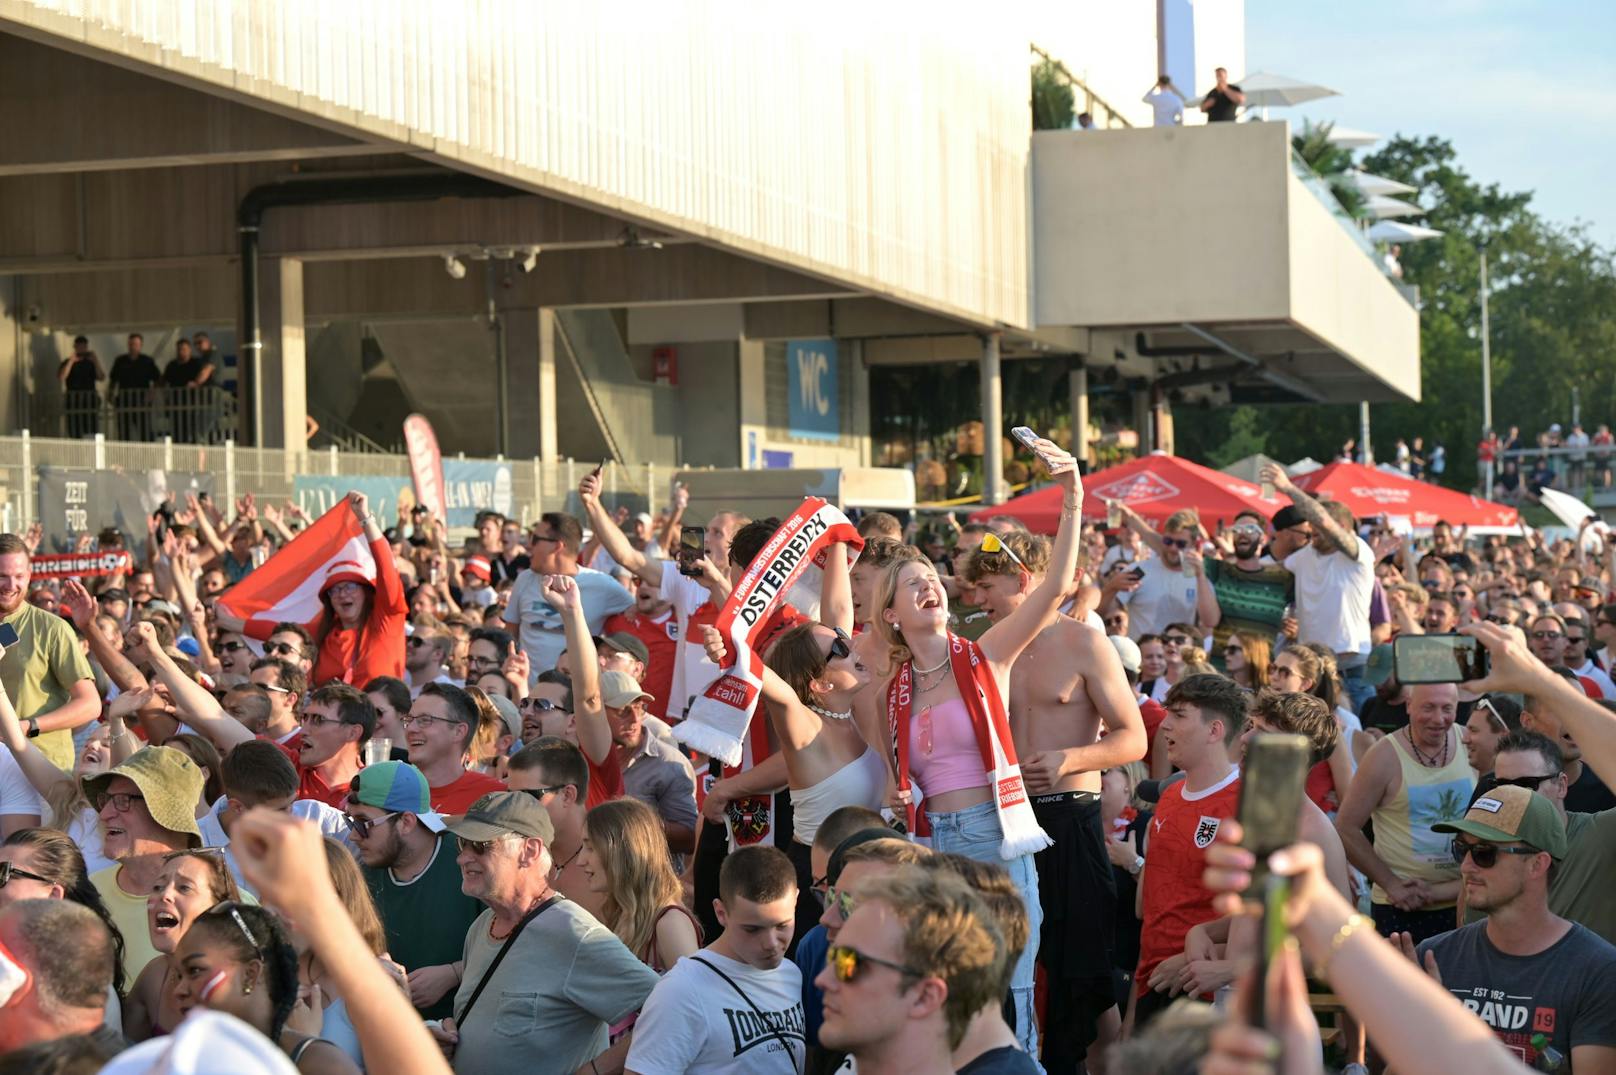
[1364,643,1396,688]
[601,631,651,667]
[600,669,654,709]
[144,599,181,618]
[464,556,492,582]
[445,791,555,845]
[1432,783,1567,859]
[98,587,130,604]
[488,694,521,740]
[82,746,203,845]
[346,762,445,833]
[100,1009,299,1075]
[1271,505,1306,531]
[1108,635,1142,675]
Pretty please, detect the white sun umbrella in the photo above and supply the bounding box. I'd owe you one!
[1364,194,1423,219]
[1237,71,1342,108]
[1367,220,1444,243]
[1350,170,1418,197]
[1326,125,1382,148]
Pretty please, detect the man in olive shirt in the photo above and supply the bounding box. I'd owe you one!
[1473,732,1616,944]
[347,762,482,1021]
[0,533,99,770]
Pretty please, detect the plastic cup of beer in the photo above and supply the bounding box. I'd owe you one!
[363,738,393,767]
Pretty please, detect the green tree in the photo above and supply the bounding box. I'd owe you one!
[1031,59,1074,131]
[1292,120,1366,218]
[1176,134,1616,495]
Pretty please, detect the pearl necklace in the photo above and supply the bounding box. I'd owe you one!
[809,703,853,722]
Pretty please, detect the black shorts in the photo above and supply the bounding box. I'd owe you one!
[1032,791,1119,1065]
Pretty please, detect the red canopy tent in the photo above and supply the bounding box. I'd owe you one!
[1290,462,1519,530]
[971,454,1277,534]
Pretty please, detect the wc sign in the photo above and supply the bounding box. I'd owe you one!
[786,338,839,440]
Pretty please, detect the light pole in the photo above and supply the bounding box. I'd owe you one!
[1480,251,1494,494]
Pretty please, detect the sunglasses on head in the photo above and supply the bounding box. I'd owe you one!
[824,944,923,985]
[0,861,52,888]
[1450,838,1540,869]
[978,533,1026,572]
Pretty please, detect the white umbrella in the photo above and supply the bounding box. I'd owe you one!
[1367,220,1444,243]
[1326,125,1382,148]
[1364,194,1423,219]
[1236,71,1342,108]
[1350,170,1418,197]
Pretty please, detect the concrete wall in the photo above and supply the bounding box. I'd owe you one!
[5,1,1034,329]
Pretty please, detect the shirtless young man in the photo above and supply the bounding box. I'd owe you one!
[966,531,1148,1072]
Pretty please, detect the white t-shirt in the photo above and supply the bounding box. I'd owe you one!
[197,796,352,896]
[66,806,118,875]
[1574,659,1615,700]
[0,748,44,820]
[1285,538,1375,658]
[1143,87,1184,126]
[503,567,634,679]
[1118,557,1202,638]
[659,560,720,722]
[625,950,805,1075]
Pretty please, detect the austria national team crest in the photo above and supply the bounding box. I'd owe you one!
[1194,816,1222,849]
[1093,471,1181,505]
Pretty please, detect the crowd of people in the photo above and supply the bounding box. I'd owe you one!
[4,441,1616,1074]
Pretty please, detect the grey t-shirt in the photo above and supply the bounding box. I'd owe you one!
[452,899,659,1075]
[1419,920,1616,1069]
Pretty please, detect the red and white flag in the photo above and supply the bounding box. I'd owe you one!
[215,502,375,627]
[403,414,447,522]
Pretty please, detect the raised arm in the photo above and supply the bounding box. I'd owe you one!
[0,670,75,807]
[980,437,1082,667]
[1185,548,1223,631]
[232,810,453,1075]
[1260,463,1359,560]
[543,575,609,766]
[820,541,854,633]
[187,493,228,558]
[60,578,147,692]
[127,622,253,753]
[1115,500,1166,557]
[656,483,689,556]
[578,470,658,585]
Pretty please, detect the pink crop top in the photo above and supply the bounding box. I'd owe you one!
[908,698,987,797]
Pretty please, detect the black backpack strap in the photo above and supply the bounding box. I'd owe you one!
[690,956,802,1072]
[455,895,561,1028]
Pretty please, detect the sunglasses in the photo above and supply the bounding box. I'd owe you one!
[456,835,503,856]
[1450,838,1541,869]
[264,642,301,657]
[218,640,248,654]
[0,861,52,888]
[823,885,857,921]
[217,902,263,954]
[1161,536,1192,550]
[1223,645,1244,655]
[343,811,400,839]
[520,786,568,801]
[519,697,564,713]
[823,627,853,663]
[824,944,923,985]
[978,533,1027,572]
[1491,773,1557,793]
[1530,631,1564,641]
[1163,635,1191,647]
[1485,614,1513,625]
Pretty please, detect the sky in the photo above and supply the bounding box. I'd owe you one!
[1246,0,1616,246]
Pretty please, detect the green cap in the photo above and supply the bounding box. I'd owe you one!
[1432,783,1567,859]
[347,762,445,833]
[81,746,204,846]
[1364,643,1396,688]
[444,791,555,845]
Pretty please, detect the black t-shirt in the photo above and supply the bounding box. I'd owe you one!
[163,356,210,388]
[1567,764,1616,815]
[62,354,100,391]
[492,552,531,586]
[957,1046,1043,1075]
[109,353,160,393]
[1203,85,1242,122]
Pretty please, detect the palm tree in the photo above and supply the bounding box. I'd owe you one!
[1032,59,1075,131]
[1292,120,1367,219]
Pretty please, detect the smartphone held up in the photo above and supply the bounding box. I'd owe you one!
[1393,633,1489,684]
[678,526,705,578]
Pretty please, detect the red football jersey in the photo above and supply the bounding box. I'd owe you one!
[604,608,680,720]
[1136,767,1242,995]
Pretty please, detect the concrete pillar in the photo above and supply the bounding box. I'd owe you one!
[500,308,556,460]
[1156,395,1175,456]
[258,257,306,451]
[737,338,767,469]
[1132,388,1153,454]
[980,332,1004,504]
[1069,365,1089,465]
[851,340,872,467]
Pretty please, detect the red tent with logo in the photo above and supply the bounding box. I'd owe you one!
[1290,461,1518,530]
[970,453,1278,534]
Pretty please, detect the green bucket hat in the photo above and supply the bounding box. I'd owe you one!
[81,746,204,846]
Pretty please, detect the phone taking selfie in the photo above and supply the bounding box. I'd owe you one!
[1393,633,1489,684]
[678,526,706,577]
[1238,732,1310,1031]
[0,623,19,649]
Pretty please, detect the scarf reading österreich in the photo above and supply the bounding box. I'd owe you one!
[887,634,1052,859]
[674,498,863,768]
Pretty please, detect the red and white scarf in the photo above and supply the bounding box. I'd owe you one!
[887,634,1052,859]
[674,498,863,768]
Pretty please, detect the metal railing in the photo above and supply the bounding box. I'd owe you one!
[1029,46,1135,130]
[33,388,238,444]
[1497,445,1616,507]
[0,430,679,535]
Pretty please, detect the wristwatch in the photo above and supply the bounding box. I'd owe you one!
[24,718,41,739]
[1129,854,1144,876]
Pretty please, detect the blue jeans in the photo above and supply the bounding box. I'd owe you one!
[1340,662,1375,714]
[927,798,1043,1064]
